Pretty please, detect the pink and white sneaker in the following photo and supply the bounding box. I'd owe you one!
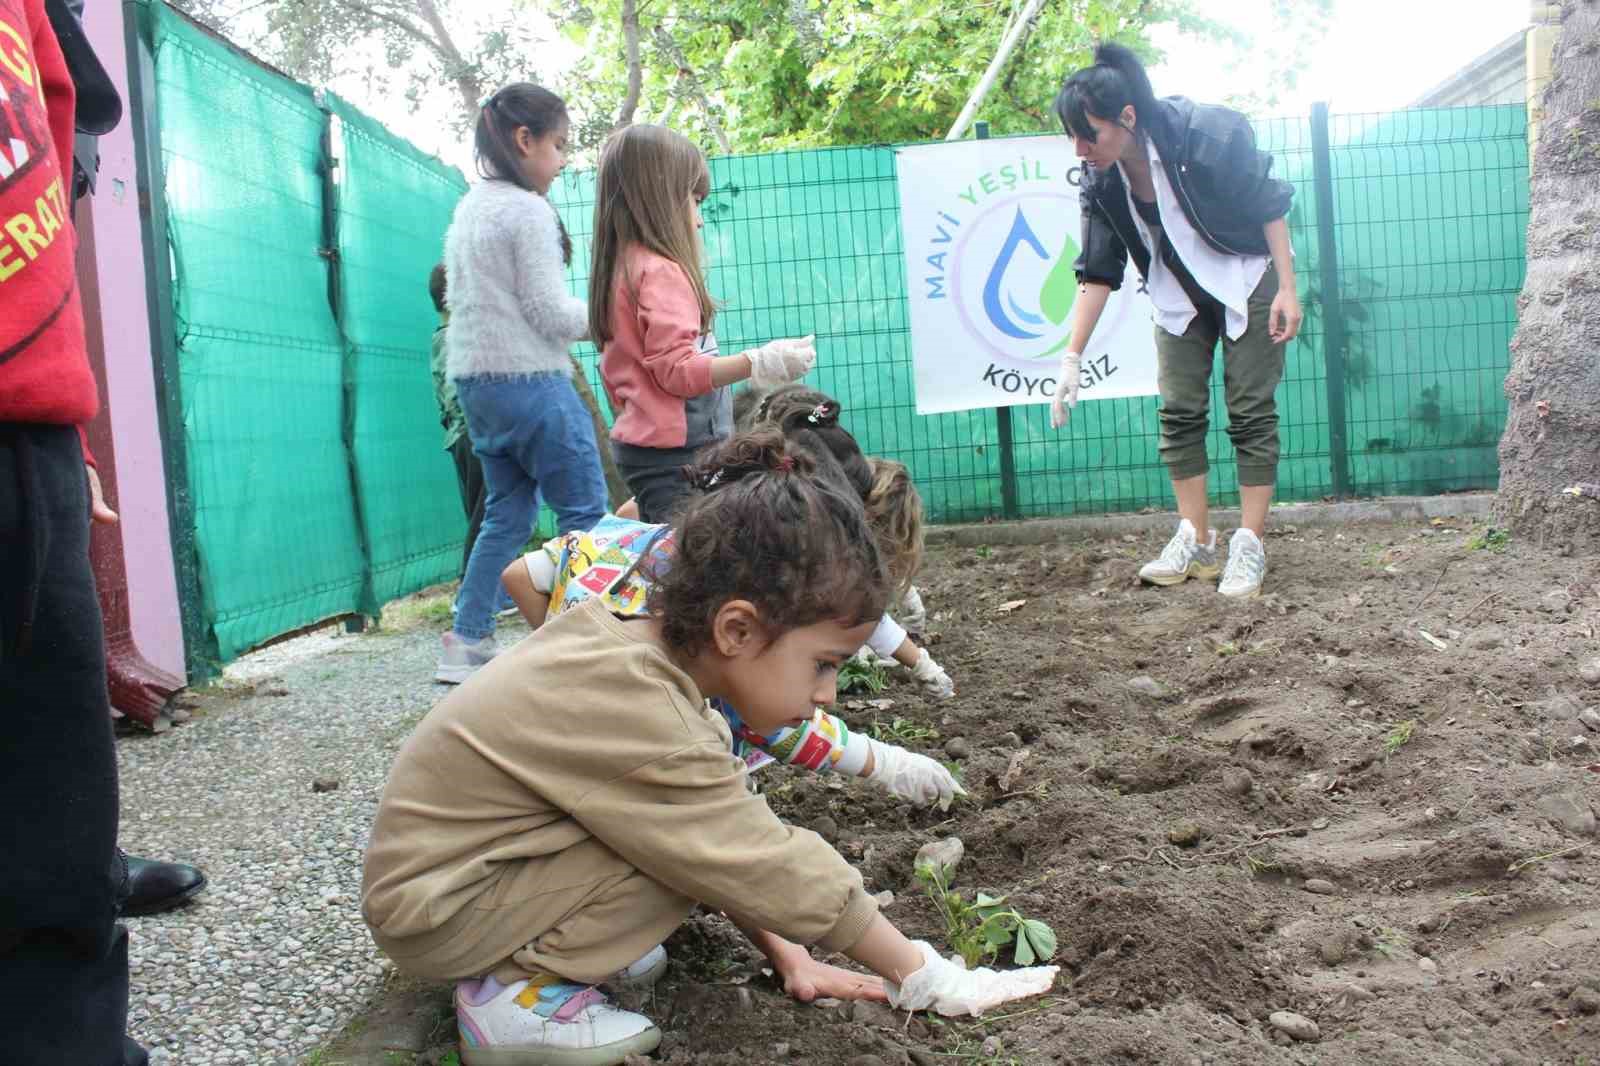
[455,973,659,1066]
[436,631,497,684]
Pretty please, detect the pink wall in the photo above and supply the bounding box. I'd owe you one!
[84,0,185,679]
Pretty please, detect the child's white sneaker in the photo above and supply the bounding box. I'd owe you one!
[456,974,660,1066]
[606,944,667,990]
[436,631,497,684]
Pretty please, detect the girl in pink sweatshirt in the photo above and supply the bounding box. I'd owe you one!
[587,124,817,523]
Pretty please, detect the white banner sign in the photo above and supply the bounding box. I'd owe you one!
[896,136,1159,415]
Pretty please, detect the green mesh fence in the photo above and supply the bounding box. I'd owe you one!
[148,4,363,661]
[142,2,467,661]
[139,0,1527,661]
[550,105,1527,523]
[327,94,468,608]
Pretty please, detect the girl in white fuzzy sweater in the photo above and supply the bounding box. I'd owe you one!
[437,84,609,685]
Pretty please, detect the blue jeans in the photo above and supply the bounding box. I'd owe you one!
[454,373,608,639]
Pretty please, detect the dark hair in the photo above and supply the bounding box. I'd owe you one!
[428,262,447,314]
[1054,42,1161,144]
[751,386,873,500]
[648,430,890,657]
[476,82,574,265]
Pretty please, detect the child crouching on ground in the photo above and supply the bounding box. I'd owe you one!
[363,432,1056,1065]
[500,508,960,806]
[754,387,954,698]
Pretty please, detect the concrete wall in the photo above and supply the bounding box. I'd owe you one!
[83,0,185,679]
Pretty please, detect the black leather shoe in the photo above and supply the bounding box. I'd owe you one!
[122,855,207,916]
[124,1035,150,1066]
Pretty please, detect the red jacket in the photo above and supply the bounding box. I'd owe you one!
[0,0,99,439]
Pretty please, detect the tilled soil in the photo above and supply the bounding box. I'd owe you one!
[629,516,1600,1066]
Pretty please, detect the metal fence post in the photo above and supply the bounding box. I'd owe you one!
[975,121,1022,519]
[1309,102,1351,498]
[123,0,219,681]
[317,100,375,626]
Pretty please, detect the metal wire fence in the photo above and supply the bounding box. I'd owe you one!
[552,104,1527,523]
[134,0,1527,669]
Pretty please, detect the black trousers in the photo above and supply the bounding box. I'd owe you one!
[0,423,137,1065]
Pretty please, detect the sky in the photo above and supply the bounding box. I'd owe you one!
[310,0,1533,174]
[1148,0,1529,119]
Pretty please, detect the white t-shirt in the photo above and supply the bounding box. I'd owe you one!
[1119,140,1271,342]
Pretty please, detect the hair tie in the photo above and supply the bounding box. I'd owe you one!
[774,455,796,472]
[807,402,834,426]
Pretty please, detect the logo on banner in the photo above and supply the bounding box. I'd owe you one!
[949,193,1079,363]
[902,139,1152,414]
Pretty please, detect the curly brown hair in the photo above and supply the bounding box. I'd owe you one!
[866,457,925,597]
[646,430,890,657]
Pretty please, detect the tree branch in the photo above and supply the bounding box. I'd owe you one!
[616,0,642,128]
[336,0,436,53]
[409,0,484,117]
[652,23,731,153]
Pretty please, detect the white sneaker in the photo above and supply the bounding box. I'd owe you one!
[1219,528,1267,599]
[1138,519,1221,586]
[456,976,660,1066]
[606,945,667,990]
[436,631,497,684]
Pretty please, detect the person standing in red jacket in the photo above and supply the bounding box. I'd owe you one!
[1,0,147,1060]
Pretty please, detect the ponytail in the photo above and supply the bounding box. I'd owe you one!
[1054,41,1163,144]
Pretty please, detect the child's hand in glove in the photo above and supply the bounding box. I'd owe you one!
[866,738,965,810]
[909,648,955,699]
[885,941,1059,1017]
[896,586,928,632]
[747,335,817,387]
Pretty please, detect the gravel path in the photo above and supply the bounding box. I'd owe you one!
[117,603,511,1064]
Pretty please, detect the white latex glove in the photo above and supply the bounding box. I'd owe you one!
[866,737,965,809]
[885,940,1059,1017]
[897,586,927,632]
[746,335,817,388]
[1048,350,1083,430]
[909,647,955,699]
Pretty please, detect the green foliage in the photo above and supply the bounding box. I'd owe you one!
[558,0,1245,154]
[176,0,1331,159]
[838,656,890,695]
[914,863,1057,968]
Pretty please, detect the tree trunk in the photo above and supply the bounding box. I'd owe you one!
[1495,0,1600,551]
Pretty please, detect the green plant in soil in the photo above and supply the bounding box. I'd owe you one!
[870,717,940,744]
[914,863,1057,968]
[1383,719,1418,758]
[838,656,890,695]
[1467,526,1511,552]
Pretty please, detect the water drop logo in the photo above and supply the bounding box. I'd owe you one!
[951,192,1080,362]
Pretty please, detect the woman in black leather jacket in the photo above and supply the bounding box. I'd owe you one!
[1047,43,1300,600]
